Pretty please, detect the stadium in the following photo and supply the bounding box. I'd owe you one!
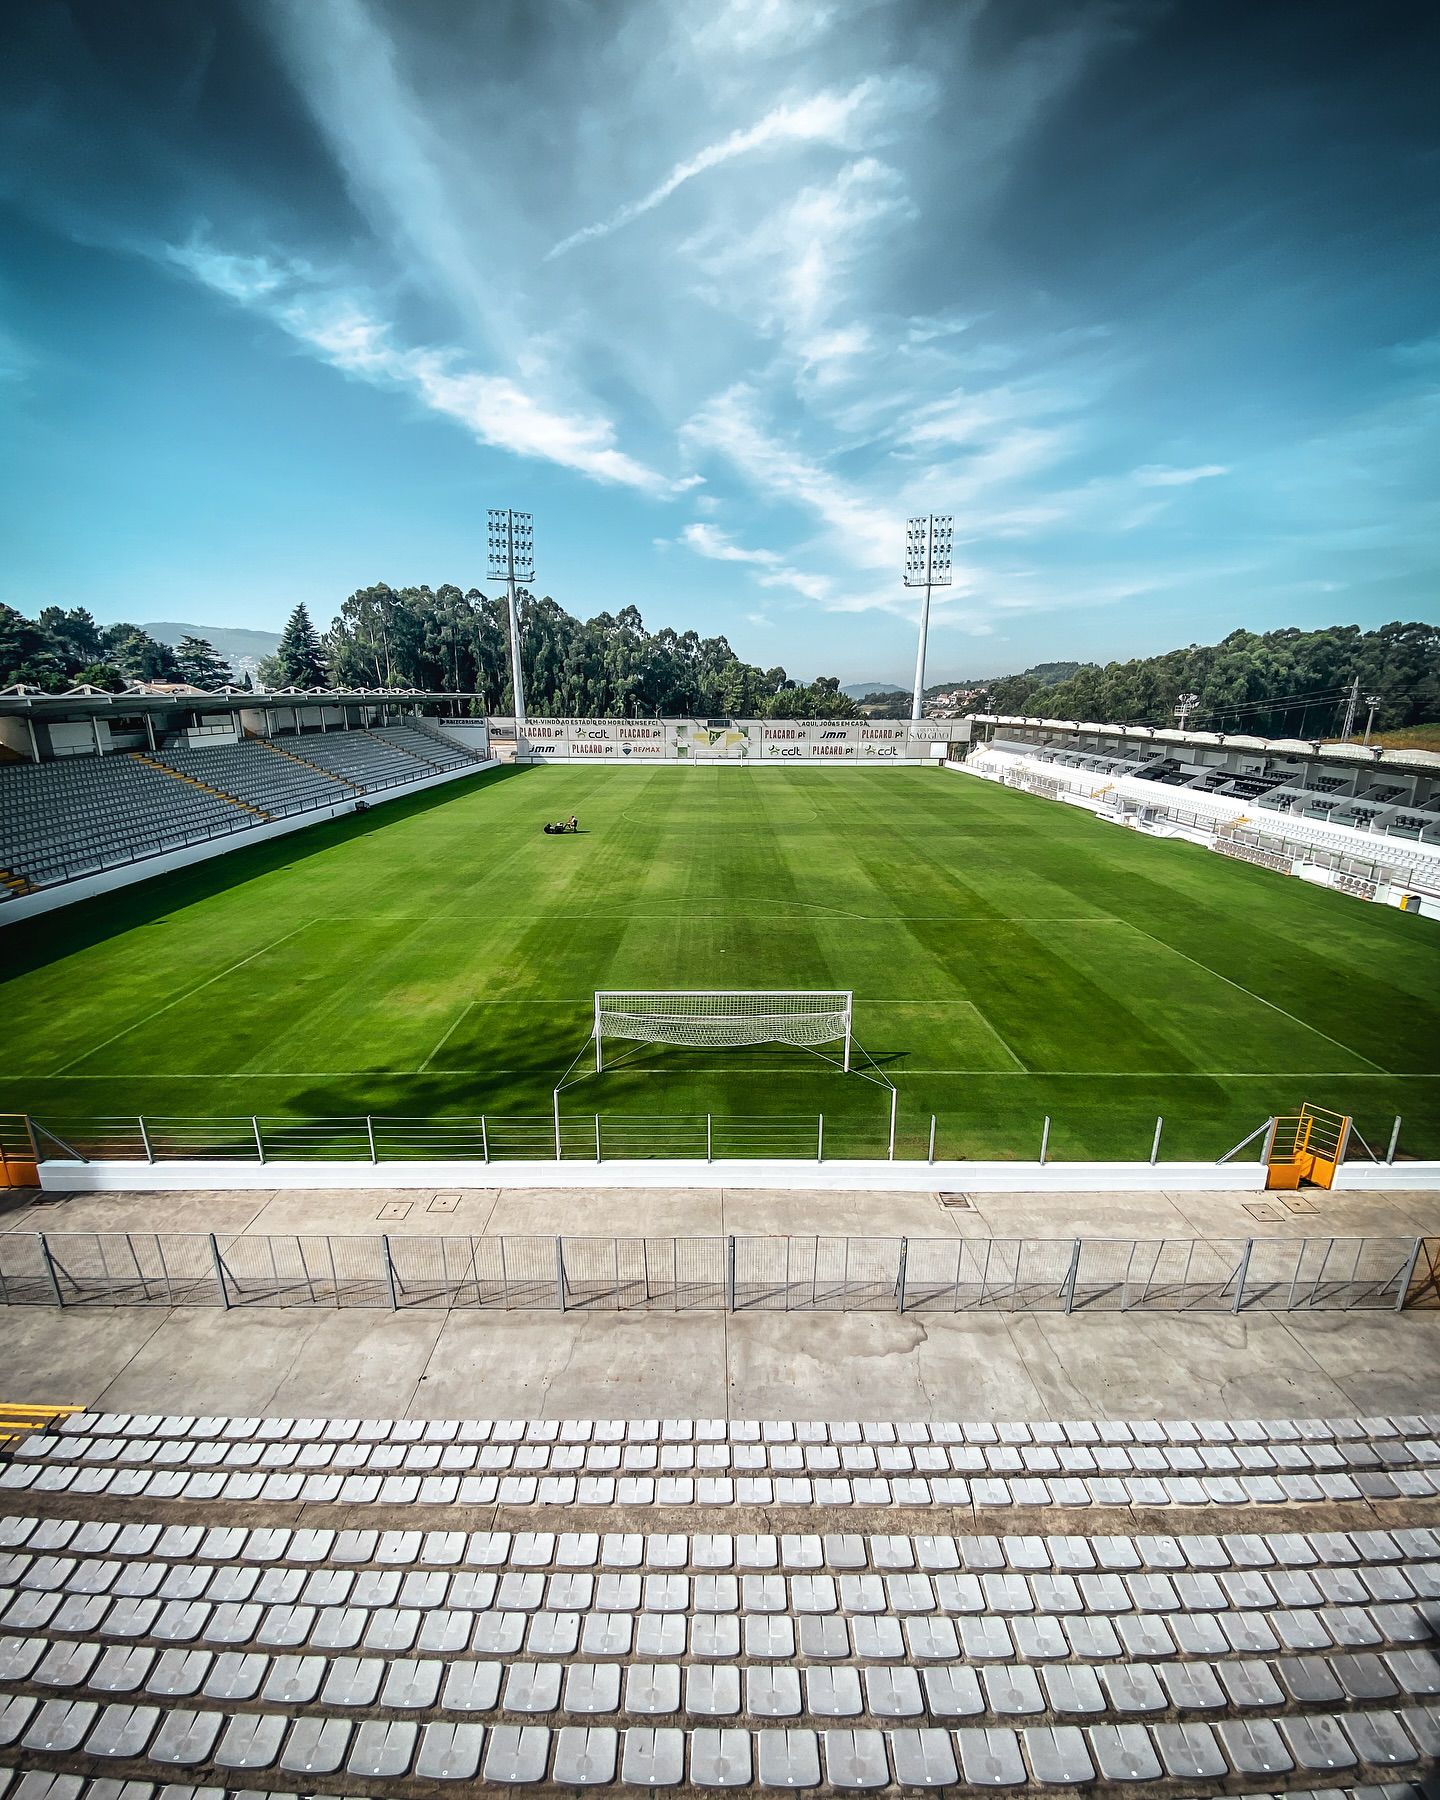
[3,1,1440,1794]
[1,670,1438,1798]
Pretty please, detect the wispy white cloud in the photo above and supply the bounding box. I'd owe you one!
[172,239,676,493]
[166,242,290,303]
[1133,462,1230,486]
[683,155,913,389]
[265,0,504,343]
[688,0,841,59]
[679,522,781,565]
[678,518,835,604]
[548,75,927,259]
[684,384,899,570]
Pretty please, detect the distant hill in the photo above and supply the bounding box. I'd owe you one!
[924,661,1080,697]
[143,622,281,663]
[842,680,905,698]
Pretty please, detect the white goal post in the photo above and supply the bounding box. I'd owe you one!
[593,989,853,1071]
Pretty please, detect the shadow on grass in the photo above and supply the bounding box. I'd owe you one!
[0,763,540,983]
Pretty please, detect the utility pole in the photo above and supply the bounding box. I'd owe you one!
[905,515,953,721]
[1339,673,1360,742]
[487,508,534,726]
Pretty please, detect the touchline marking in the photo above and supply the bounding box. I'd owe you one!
[420,1002,476,1072]
[50,924,314,1076]
[1122,922,1387,1073]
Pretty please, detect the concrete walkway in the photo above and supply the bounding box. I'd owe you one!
[4,1182,1437,1240]
[2,1279,1436,1424]
[3,1183,1435,1427]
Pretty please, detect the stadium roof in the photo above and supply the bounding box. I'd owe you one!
[0,684,458,719]
[975,712,1440,773]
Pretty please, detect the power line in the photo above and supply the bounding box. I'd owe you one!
[1152,683,1388,731]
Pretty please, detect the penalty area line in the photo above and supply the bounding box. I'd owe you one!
[50,924,314,1076]
[419,1002,477,1072]
[1122,922,1388,1073]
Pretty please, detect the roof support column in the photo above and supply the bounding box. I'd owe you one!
[91,715,104,756]
[25,717,39,763]
[143,713,156,751]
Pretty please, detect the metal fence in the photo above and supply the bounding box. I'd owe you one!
[0,1230,1429,1313]
[9,1109,1418,1168]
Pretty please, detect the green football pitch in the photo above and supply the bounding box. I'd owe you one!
[2,764,1437,1162]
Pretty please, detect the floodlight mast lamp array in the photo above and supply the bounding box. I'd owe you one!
[905,515,953,722]
[487,508,534,726]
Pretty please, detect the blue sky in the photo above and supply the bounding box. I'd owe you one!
[1,0,1436,684]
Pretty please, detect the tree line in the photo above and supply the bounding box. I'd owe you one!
[970,623,1438,739]
[4,600,1433,736]
[0,588,861,719]
[318,585,859,717]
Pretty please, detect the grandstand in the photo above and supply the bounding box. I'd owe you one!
[967,719,1440,915]
[971,716,1440,853]
[0,698,489,906]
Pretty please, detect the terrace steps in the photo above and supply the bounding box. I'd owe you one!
[127,753,271,823]
[0,1409,1436,1794]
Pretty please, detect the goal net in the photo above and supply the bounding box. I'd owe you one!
[593,990,853,1070]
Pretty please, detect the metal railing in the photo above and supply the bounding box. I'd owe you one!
[7,1106,1419,1167]
[12,1113,852,1165]
[0,1230,1429,1313]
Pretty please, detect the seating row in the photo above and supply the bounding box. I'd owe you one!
[21,1438,1433,1474]
[1,1698,1437,1784]
[53,1412,1436,1444]
[10,1464,1433,1509]
[0,1772,1428,1800]
[6,1518,1433,1570]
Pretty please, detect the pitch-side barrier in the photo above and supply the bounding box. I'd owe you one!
[5,1111,1432,1194]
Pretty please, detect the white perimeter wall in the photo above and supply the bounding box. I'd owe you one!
[0,760,496,926]
[37,1156,1275,1194]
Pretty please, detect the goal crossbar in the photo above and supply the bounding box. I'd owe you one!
[593,989,853,1071]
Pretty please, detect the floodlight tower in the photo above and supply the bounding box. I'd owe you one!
[1174,692,1201,730]
[487,508,534,725]
[1362,693,1383,747]
[905,515,953,721]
